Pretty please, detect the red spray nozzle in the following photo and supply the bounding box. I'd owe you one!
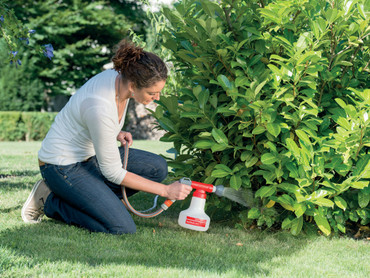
[179,178,216,199]
[190,181,215,193]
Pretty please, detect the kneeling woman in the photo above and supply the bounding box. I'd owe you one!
[21,40,191,234]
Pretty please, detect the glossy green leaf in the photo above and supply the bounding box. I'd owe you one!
[267,122,281,137]
[277,195,295,211]
[358,192,370,208]
[241,151,252,162]
[314,212,331,236]
[230,174,242,190]
[313,198,334,208]
[211,169,230,178]
[198,90,209,109]
[290,216,303,236]
[193,140,214,149]
[252,126,266,135]
[293,203,307,218]
[254,80,267,96]
[334,196,347,211]
[158,117,176,133]
[245,157,258,168]
[261,153,278,165]
[214,164,232,172]
[335,98,347,109]
[336,117,352,130]
[268,64,282,77]
[352,181,369,189]
[255,186,276,198]
[217,75,232,90]
[353,155,370,176]
[180,112,204,118]
[286,138,300,156]
[211,143,228,152]
[286,162,299,178]
[295,129,311,145]
[337,223,346,233]
[282,217,293,229]
[211,128,229,145]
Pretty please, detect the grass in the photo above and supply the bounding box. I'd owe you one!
[1,141,369,278]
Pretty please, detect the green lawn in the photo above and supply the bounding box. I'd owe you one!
[0,141,369,277]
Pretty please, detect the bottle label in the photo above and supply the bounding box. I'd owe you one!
[185,216,207,227]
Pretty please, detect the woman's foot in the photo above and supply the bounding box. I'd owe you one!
[21,179,51,223]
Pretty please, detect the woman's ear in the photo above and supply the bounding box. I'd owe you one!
[128,81,136,92]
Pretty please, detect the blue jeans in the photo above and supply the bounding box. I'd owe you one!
[40,147,168,234]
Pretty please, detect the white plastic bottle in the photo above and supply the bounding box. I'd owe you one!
[178,189,210,231]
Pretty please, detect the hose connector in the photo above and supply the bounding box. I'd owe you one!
[215,185,225,197]
[161,199,176,210]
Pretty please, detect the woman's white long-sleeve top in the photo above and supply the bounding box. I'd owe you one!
[38,69,129,185]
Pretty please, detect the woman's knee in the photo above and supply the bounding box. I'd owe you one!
[109,223,136,235]
[105,212,137,234]
[155,155,168,182]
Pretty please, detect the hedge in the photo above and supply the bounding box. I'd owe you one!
[151,0,370,236]
[0,111,56,141]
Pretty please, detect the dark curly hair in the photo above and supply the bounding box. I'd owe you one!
[112,40,167,89]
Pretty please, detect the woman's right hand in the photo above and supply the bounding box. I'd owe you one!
[165,181,192,200]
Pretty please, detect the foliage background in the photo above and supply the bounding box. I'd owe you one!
[0,0,147,111]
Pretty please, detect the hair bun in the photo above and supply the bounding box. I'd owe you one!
[112,40,145,73]
[111,39,167,89]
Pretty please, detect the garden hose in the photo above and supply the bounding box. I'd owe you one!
[120,143,175,218]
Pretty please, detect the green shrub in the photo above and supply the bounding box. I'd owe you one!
[0,111,24,141]
[151,0,370,235]
[21,112,56,141]
[0,111,56,141]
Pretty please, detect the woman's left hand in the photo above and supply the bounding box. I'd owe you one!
[117,131,133,146]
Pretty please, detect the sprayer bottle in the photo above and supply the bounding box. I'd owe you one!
[178,189,210,231]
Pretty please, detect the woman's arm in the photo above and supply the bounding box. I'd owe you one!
[121,172,192,200]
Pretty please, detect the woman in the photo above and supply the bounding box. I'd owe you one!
[21,40,192,234]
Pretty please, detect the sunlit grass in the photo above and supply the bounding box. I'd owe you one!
[0,141,369,277]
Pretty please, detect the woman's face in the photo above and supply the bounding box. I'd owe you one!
[131,80,166,105]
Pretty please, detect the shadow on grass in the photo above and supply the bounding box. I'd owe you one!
[0,204,22,213]
[0,170,39,178]
[0,170,40,192]
[0,218,309,276]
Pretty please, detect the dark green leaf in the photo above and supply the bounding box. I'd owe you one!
[211,128,228,145]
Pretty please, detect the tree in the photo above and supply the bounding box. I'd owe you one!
[151,0,370,235]
[0,42,45,111]
[1,0,145,110]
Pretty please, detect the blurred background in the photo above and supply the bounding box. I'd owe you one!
[0,0,174,140]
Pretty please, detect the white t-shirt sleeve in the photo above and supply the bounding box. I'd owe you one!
[81,99,127,185]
